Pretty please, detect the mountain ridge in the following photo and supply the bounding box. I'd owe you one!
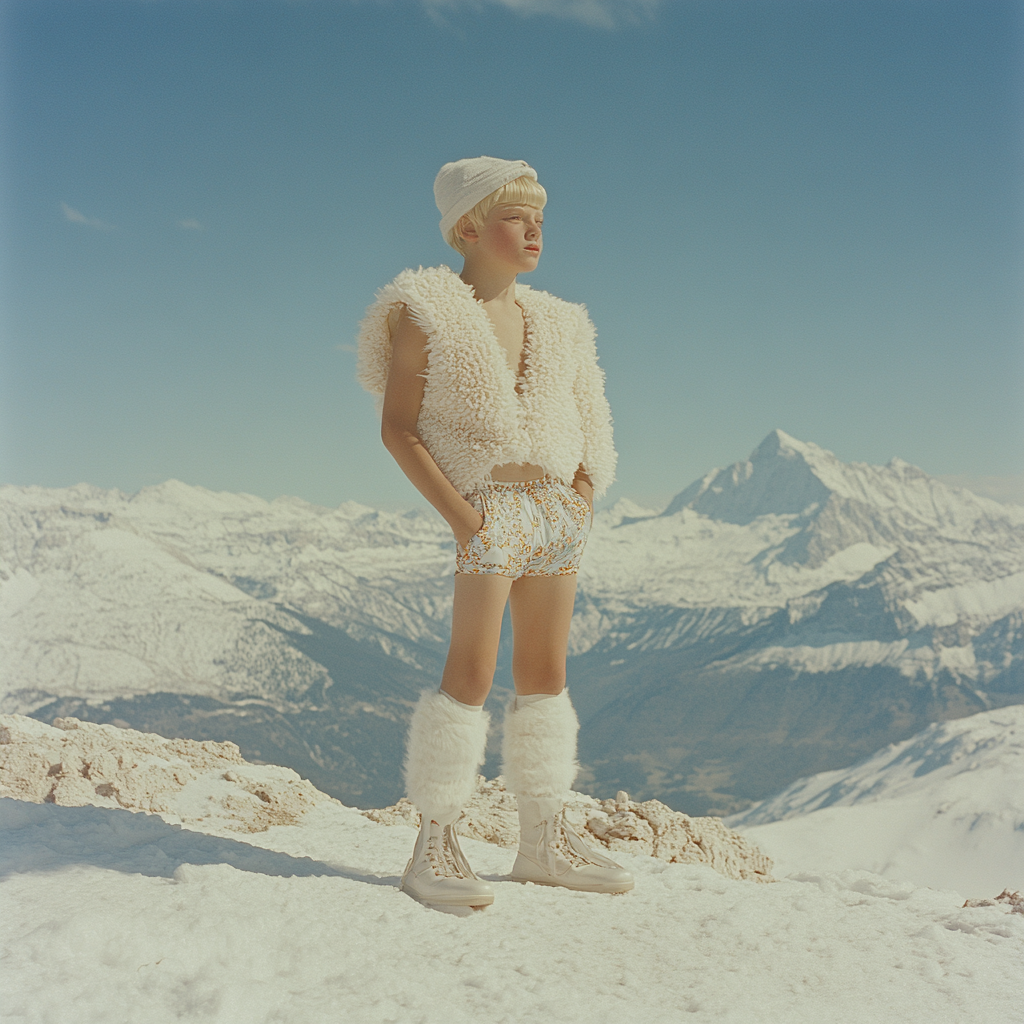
[3,431,1021,810]
[726,704,1024,893]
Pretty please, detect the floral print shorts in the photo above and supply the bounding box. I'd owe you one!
[455,476,593,579]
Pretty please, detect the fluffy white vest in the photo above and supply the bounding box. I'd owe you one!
[357,265,616,498]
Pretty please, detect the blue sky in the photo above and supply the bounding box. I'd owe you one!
[1,0,1021,510]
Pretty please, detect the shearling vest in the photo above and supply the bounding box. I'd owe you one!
[357,265,616,498]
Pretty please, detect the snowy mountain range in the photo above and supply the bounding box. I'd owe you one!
[2,430,1022,812]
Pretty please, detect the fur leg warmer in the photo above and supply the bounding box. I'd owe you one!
[403,690,490,817]
[501,690,580,800]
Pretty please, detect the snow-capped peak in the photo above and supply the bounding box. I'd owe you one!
[659,430,1023,548]
[662,430,846,525]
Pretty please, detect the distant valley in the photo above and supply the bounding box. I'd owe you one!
[2,430,1021,813]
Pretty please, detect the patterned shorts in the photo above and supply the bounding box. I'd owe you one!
[455,476,593,579]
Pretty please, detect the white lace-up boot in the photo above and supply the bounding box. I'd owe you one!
[400,808,495,907]
[513,796,634,893]
[503,690,634,894]
[399,690,494,908]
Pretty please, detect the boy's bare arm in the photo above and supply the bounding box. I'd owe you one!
[572,468,594,508]
[380,307,483,546]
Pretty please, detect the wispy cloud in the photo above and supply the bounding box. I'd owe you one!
[423,0,660,29]
[178,218,204,231]
[61,202,114,231]
[115,0,662,29]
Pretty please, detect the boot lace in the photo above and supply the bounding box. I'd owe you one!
[547,810,594,867]
[425,821,468,878]
[444,825,478,879]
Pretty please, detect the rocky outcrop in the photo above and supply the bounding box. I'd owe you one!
[962,890,1023,915]
[363,775,774,883]
[1,714,774,882]
[0,714,320,833]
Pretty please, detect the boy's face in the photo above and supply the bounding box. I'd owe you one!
[467,203,544,272]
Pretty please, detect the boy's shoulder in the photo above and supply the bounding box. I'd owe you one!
[377,264,462,299]
[373,268,591,332]
[371,266,480,322]
[517,283,588,321]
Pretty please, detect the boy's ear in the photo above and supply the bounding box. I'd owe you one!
[457,215,478,244]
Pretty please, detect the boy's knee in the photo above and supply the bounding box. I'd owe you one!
[442,653,498,702]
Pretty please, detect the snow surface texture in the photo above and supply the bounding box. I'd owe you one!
[0,714,771,883]
[364,775,773,882]
[727,706,1024,894]
[2,720,1023,1022]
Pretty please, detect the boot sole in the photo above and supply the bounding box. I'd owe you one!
[509,874,634,895]
[400,882,495,907]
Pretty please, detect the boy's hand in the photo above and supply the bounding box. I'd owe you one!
[453,508,485,550]
[571,476,594,510]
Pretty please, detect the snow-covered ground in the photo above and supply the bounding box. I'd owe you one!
[4,799,1022,1024]
[2,713,1023,1024]
[726,706,1024,895]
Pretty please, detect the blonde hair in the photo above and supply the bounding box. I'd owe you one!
[445,175,547,256]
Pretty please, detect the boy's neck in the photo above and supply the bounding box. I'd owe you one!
[459,261,518,306]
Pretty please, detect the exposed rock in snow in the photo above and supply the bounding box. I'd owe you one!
[0,714,773,882]
[962,889,1023,915]
[0,714,322,833]
[363,776,774,883]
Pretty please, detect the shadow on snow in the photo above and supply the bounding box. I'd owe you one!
[0,799,400,888]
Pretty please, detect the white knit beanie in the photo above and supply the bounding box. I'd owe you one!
[434,156,538,241]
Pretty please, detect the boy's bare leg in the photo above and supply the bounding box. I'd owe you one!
[440,573,514,706]
[503,573,633,891]
[508,574,578,694]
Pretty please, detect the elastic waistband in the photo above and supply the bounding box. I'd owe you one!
[473,474,566,493]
